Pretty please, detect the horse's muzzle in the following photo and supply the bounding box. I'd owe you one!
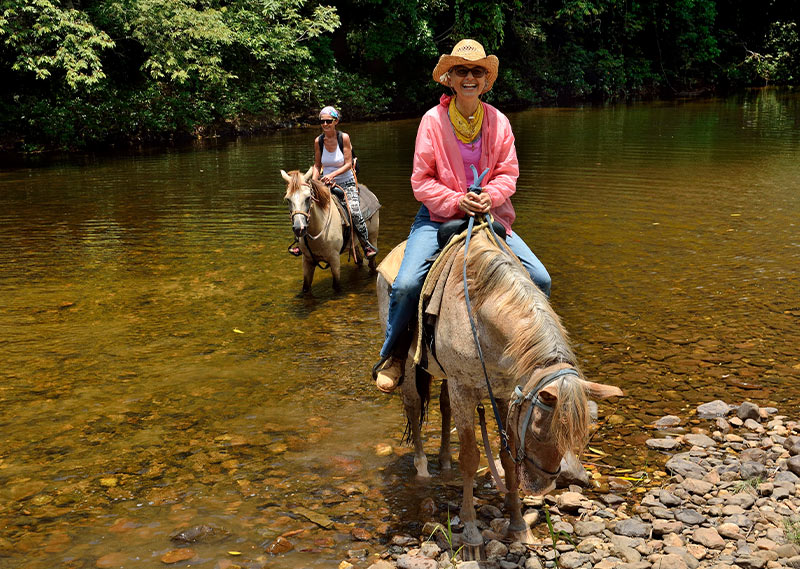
[293,219,307,237]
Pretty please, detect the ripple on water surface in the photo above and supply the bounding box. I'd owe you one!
[0,90,799,568]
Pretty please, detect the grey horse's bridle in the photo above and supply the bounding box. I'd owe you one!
[508,367,580,478]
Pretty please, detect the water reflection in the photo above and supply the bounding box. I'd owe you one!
[0,89,798,568]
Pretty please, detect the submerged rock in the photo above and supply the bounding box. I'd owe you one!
[170,524,230,543]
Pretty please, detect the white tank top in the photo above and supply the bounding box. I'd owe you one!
[321,137,355,185]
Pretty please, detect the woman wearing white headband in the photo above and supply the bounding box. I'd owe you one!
[292,105,377,259]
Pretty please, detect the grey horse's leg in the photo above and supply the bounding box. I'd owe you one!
[438,379,451,471]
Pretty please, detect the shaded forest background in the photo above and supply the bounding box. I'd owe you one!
[1,0,798,150]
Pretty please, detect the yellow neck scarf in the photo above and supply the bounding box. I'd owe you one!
[448,97,484,144]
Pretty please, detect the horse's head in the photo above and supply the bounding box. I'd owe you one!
[281,167,322,238]
[506,364,623,495]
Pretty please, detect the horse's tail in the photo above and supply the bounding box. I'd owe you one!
[550,374,591,457]
[402,365,432,444]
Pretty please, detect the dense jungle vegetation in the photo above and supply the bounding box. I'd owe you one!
[1,0,798,150]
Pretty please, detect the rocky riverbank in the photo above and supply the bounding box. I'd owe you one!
[353,399,800,569]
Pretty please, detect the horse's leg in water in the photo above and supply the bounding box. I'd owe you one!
[302,256,316,293]
[450,383,482,546]
[402,363,429,478]
[329,253,341,292]
[438,379,451,471]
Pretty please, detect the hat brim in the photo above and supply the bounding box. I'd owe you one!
[433,54,499,93]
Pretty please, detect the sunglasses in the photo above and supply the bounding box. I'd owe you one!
[320,119,335,124]
[451,66,487,78]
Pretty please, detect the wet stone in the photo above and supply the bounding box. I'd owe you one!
[485,540,508,560]
[396,554,437,569]
[170,524,229,543]
[726,493,755,509]
[666,456,707,479]
[740,461,767,479]
[651,553,690,569]
[722,514,754,529]
[655,415,682,429]
[160,548,196,564]
[737,402,761,422]
[478,504,503,519]
[775,470,799,484]
[675,509,706,525]
[647,438,681,450]
[556,491,584,512]
[614,519,651,538]
[692,527,725,549]
[659,490,682,506]
[574,520,605,536]
[697,401,732,419]
[653,519,684,535]
[650,506,674,519]
[744,419,763,431]
[681,478,714,495]
[788,455,800,476]
[96,552,128,568]
[558,551,590,568]
[685,433,717,448]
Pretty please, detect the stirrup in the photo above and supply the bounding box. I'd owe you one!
[372,355,390,380]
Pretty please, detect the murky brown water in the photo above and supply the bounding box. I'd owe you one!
[1,88,799,568]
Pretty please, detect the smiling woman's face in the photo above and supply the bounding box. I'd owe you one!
[448,66,488,100]
[319,114,338,132]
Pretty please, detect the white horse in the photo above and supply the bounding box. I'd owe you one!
[282,167,379,293]
[377,229,623,545]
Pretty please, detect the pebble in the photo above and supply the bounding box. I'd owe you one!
[364,400,800,569]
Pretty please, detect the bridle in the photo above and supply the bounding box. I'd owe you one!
[460,165,570,490]
[508,367,580,477]
[288,181,332,241]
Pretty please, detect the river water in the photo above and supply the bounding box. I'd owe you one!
[0,88,798,568]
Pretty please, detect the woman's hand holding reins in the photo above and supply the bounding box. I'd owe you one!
[458,191,492,216]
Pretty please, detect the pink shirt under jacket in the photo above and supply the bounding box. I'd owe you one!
[410,95,519,234]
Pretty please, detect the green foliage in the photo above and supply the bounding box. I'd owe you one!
[742,22,800,84]
[1,0,798,150]
[0,0,114,88]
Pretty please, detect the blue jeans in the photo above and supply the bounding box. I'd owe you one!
[380,206,551,358]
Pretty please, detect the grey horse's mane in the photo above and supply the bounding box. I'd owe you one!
[467,231,588,454]
[467,232,577,378]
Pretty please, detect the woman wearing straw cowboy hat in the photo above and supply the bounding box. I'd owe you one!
[375,38,552,393]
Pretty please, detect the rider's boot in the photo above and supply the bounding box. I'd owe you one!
[375,358,402,393]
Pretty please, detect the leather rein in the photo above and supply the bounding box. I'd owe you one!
[461,165,571,492]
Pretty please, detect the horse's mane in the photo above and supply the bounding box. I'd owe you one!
[285,170,331,210]
[467,231,588,454]
[466,232,578,380]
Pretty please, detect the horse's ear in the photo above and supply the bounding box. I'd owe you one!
[281,170,292,183]
[303,167,313,181]
[584,381,623,399]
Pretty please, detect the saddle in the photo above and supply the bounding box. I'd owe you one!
[331,183,381,255]
[377,220,510,366]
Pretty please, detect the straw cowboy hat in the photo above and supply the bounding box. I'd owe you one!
[432,39,499,94]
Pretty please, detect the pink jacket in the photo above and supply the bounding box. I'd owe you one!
[410,94,519,234]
